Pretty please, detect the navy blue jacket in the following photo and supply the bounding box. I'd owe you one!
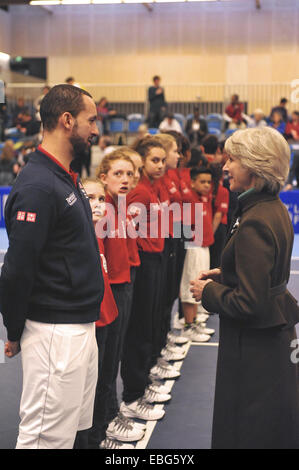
[0,148,104,341]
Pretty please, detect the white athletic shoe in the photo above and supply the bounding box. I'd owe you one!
[148,378,170,395]
[100,437,135,449]
[196,313,209,323]
[194,323,215,336]
[106,414,145,442]
[150,359,181,379]
[167,331,189,345]
[120,398,165,421]
[161,342,186,361]
[172,312,185,330]
[144,388,171,403]
[183,325,210,343]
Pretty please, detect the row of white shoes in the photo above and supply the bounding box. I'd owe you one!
[100,315,215,449]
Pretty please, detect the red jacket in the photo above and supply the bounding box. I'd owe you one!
[127,175,165,253]
[101,193,131,284]
[96,238,118,328]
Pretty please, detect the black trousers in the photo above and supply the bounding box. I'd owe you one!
[107,268,137,422]
[210,223,227,269]
[88,280,131,448]
[121,252,163,404]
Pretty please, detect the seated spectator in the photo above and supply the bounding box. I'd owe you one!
[12,97,28,126]
[0,81,8,141]
[0,139,19,185]
[137,123,148,140]
[245,108,267,128]
[224,94,246,129]
[97,97,126,135]
[268,110,286,135]
[65,76,81,88]
[16,111,41,137]
[270,97,288,123]
[285,111,299,141]
[34,85,51,121]
[185,107,208,146]
[159,112,182,134]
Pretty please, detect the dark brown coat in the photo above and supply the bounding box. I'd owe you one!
[202,190,299,449]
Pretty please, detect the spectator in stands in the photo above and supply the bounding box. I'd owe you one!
[97,97,125,135]
[12,97,28,126]
[270,97,288,123]
[16,111,41,138]
[0,81,8,141]
[34,85,51,121]
[224,94,246,129]
[159,112,182,134]
[246,108,267,128]
[268,110,286,135]
[98,135,116,159]
[137,123,148,140]
[65,76,81,88]
[147,75,167,128]
[0,139,19,186]
[285,111,299,141]
[185,107,208,146]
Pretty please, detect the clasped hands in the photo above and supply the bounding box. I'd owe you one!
[190,268,221,302]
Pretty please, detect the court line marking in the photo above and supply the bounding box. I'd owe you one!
[190,342,219,347]
[291,271,299,274]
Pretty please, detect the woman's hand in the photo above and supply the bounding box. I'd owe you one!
[198,268,221,282]
[5,341,20,358]
[190,279,213,302]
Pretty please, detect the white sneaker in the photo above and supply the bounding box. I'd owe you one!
[167,331,189,345]
[194,323,215,336]
[196,313,209,323]
[144,388,171,403]
[150,359,181,379]
[118,412,146,431]
[120,398,165,421]
[148,378,170,395]
[100,437,135,449]
[161,347,186,361]
[106,414,145,442]
[172,312,185,330]
[183,325,210,343]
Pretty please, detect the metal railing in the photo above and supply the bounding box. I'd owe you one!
[4,81,299,117]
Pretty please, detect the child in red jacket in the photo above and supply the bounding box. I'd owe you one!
[179,167,215,343]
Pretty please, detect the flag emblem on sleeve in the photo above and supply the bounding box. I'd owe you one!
[26,212,37,223]
[16,211,26,221]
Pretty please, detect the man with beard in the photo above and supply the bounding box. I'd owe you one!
[0,84,104,449]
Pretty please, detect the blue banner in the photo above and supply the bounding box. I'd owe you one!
[0,186,11,229]
[280,190,299,234]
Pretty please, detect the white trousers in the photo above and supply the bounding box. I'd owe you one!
[180,246,210,307]
[16,320,98,449]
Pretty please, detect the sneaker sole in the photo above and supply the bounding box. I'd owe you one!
[121,408,165,421]
[106,430,145,442]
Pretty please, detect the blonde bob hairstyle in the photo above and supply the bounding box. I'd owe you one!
[224,127,290,194]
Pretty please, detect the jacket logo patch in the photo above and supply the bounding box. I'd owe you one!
[17,211,26,221]
[66,192,77,206]
[26,212,37,223]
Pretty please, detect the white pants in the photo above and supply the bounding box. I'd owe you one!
[180,246,210,307]
[16,320,98,449]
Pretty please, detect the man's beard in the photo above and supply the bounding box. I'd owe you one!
[70,124,89,159]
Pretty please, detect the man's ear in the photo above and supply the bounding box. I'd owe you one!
[59,112,75,131]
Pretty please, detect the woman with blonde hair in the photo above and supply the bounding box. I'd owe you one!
[191,127,299,449]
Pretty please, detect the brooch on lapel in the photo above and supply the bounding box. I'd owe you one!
[230,217,240,235]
